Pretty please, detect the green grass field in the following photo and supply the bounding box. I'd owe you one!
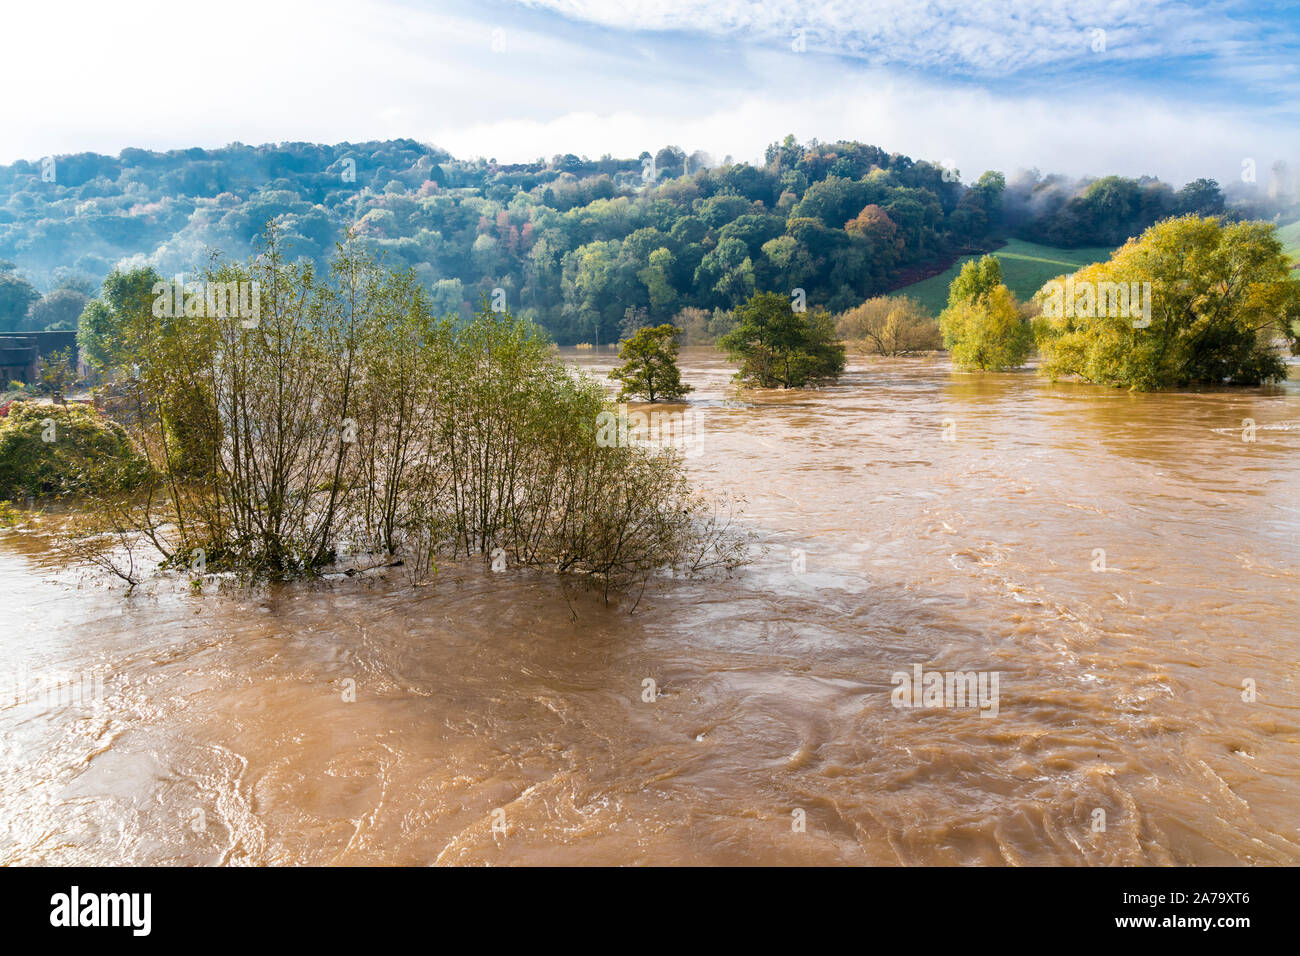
[897,238,1115,315]
[1275,219,1300,266]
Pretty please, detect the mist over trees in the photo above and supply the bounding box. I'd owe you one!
[998,170,1277,248]
[2,136,1296,341]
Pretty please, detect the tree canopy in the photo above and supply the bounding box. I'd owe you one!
[3,138,1294,346]
[76,265,162,369]
[948,254,1004,307]
[0,270,40,333]
[719,291,846,388]
[1034,215,1300,389]
[609,324,692,402]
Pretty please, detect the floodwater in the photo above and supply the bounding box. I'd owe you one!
[2,347,1298,865]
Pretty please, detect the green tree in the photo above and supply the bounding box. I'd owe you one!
[52,271,98,296]
[637,246,677,318]
[1175,178,1224,216]
[76,266,163,371]
[609,324,692,402]
[1034,215,1300,389]
[948,254,1003,307]
[561,239,627,344]
[719,291,846,388]
[695,237,756,307]
[25,288,90,332]
[76,300,119,370]
[0,271,40,334]
[940,284,1032,370]
[619,305,650,340]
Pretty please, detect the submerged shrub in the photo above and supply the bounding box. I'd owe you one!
[836,295,941,355]
[67,226,746,591]
[0,401,153,500]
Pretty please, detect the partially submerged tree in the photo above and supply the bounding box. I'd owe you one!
[1034,215,1300,389]
[609,323,693,402]
[939,254,1032,371]
[60,226,746,594]
[939,284,1032,371]
[837,295,941,355]
[718,291,846,388]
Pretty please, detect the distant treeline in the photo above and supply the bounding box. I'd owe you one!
[1004,170,1250,248]
[1,136,1294,343]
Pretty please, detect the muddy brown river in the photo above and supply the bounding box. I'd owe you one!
[2,348,1298,865]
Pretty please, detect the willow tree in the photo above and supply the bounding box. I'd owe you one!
[1033,216,1300,389]
[947,254,1004,307]
[837,295,940,355]
[939,256,1032,371]
[69,226,747,591]
[939,284,1032,371]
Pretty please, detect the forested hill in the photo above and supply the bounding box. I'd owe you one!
[0,136,1259,343]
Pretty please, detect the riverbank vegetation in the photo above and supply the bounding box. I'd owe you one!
[835,295,941,355]
[0,401,152,500]
[938,256,1033,371]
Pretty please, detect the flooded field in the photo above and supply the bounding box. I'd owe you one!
[2,348,1298,865]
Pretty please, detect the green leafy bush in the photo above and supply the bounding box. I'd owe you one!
[0,401,153,499]
[939,284,1033,371]
[1034,216,1300,389]
[718,291,846,388]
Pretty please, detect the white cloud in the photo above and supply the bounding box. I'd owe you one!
[0,0,1293,188]
[429,65,1293,186]
[517,0,1255,75]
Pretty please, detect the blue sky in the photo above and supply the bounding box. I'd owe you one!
[3,0,1297,185]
